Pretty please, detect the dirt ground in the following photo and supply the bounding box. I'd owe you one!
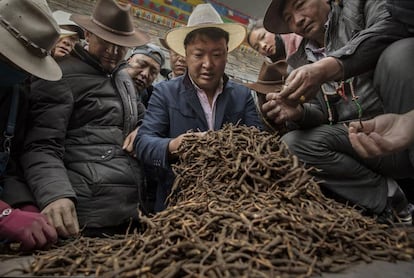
[0,255,413,277]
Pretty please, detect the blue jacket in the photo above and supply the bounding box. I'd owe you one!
[136,73,262,211]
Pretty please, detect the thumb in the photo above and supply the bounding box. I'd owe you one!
[122,137,131,150]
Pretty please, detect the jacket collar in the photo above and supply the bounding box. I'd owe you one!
[180,72,232,130]
[72,43,126,74]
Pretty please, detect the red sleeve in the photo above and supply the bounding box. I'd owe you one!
[0,200,11,212]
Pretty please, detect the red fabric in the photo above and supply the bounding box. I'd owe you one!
[281,33,303,57]
[18,204,40,213]
[0,208,57,250]
[0,200,10,212]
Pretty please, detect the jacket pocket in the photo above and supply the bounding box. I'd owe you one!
[64,144,121,162]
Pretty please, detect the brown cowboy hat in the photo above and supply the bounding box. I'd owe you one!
[244,60,288,94]
[165,3,246,57]
[71,0,149,47]
[0,0,61,81]
[263,0,291,34]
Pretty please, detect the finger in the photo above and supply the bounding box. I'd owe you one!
[125,141,134,153]
[262,99,277,114]
[70,206,80,235]
[265,105,283,122]
[350,119,374,134]
[19,231,36,251]
[286,81,308,103]
[348,122,360,133]
[279,71,301,98]
[40,216,58,244]
[43,210,55,228]
[349,133,371,158]
[60,204,79,236]
[31,222,48,249]
[368,133,395,155]
[357,133,384,157]
[265,92,278,102]
[51,209,70,238]
[351,132,384,158]
[348,126,357,134]
[122,136,131,150]
[279,83,293,98]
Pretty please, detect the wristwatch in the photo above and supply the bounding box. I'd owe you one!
[0,208,12,219]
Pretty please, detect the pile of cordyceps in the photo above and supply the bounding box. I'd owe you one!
[27,124,414,277]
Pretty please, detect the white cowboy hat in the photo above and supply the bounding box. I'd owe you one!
[59,28,78,37]
[165,3,247,57]
[53,10,85,39]
[0,0,62,81]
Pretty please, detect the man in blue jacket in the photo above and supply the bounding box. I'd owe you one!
[135,3,263,212]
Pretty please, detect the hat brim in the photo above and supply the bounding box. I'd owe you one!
[244,81,283,95]
[60,28,78,37]
[159,38,170,50]
[263,0,290,34]
[0,26,61,81]
[165,23,247,57]
[71,14,149,47]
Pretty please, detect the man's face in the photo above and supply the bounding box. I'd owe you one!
[282,0,330,41]
[169,50,186,77]
[53,35,79,58]
[86,32,128,72]
[185,34,227,93]
[127,53,161,92]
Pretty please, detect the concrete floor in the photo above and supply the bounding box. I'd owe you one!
[0,255,413,277]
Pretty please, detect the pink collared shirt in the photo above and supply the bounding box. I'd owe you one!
[189,76,224,130]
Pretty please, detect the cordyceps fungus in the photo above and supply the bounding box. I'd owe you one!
[27,124,414,277]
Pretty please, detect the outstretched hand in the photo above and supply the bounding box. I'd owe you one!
[348,112,414,158]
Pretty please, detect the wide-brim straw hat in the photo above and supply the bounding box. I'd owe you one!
[263,0,291,34]
[53,10,85,39]
[244,60,288,94]
[0,0,61,81]
[159,38,170,50]
[165,3,247,57]
[71,0,149,48]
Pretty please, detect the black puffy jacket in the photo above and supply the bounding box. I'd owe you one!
[21,45,145,228]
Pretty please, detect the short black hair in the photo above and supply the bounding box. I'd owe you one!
[184,27,229,49]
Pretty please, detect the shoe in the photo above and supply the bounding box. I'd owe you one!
[377,187,412,226]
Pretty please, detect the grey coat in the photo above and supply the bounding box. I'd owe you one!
[287,0,410,127]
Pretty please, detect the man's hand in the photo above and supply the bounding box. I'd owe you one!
[123,128,138,157]
[262,93,303,125]
[41,198,79,238]
[348,112,414,158]
[0,209,58,250]
[168,132,206,154]
[279,57,343,104]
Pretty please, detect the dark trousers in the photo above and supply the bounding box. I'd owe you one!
[282,38,414,214]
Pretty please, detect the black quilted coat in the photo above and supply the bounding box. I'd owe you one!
[21,45,145,228]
